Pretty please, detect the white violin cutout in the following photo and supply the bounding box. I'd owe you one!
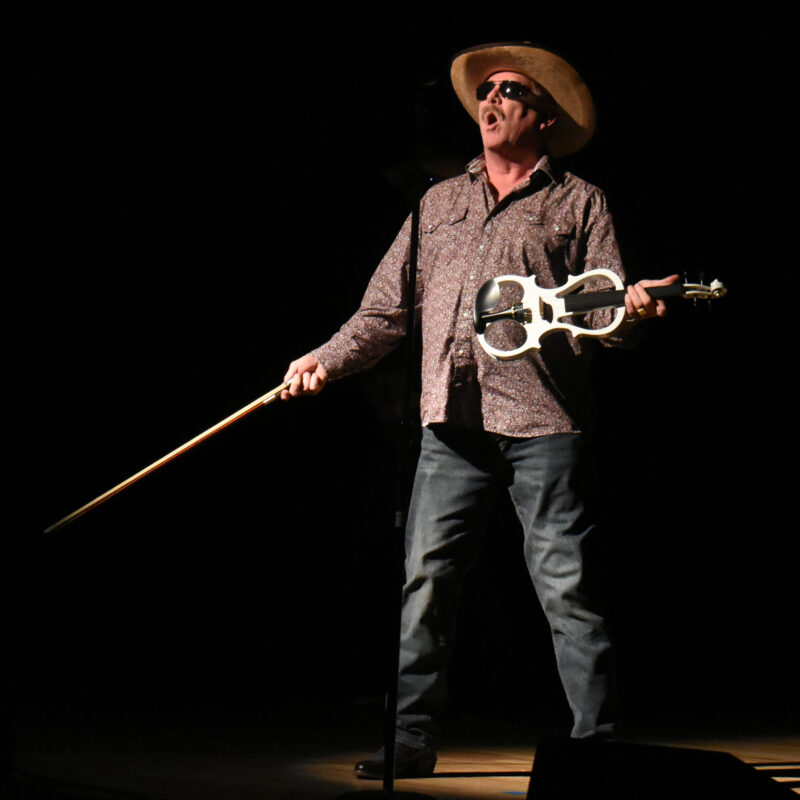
[473,269,727,360]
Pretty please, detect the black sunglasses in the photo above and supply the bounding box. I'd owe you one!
[475,80,533,101]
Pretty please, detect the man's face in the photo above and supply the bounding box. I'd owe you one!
[478,71,554,156]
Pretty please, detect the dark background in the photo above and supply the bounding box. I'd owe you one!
[8,4,796,756]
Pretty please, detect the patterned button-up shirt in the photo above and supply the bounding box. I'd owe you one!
[313,155,630,437]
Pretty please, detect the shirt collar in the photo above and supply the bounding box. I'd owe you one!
[466,153,560,189]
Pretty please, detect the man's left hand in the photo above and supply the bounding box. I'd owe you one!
[625,274,680,320]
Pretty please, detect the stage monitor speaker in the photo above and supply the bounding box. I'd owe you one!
[527,738,792,799]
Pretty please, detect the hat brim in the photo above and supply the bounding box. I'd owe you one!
[450,42,595,157]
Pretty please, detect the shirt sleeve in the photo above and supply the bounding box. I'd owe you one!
[311,213,421,380]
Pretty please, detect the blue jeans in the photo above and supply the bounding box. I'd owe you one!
[396,424,615,749]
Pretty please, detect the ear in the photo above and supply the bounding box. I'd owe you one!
[538,112,557,132]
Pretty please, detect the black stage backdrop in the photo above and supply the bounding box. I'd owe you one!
[8,6,796,751]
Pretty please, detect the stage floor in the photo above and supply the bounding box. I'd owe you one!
[6,702,798,799]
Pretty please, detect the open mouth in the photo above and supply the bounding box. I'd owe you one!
[482,109,503,129]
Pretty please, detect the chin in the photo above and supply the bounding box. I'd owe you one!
[483,136,515,153]
[480,129,507,148]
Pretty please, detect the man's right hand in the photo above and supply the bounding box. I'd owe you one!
[281,354,328,400]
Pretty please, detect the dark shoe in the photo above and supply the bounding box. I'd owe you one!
[354,742,437,779]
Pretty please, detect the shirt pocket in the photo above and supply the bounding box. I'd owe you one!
[544,220,578,279]
[421,205,470,271]
[422,204,469,236]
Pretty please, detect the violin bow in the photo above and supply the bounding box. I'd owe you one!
[45,381,290,533]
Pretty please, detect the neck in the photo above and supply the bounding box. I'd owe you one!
[483,147,544,201]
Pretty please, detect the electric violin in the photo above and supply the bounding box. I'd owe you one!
[473,269,727,360]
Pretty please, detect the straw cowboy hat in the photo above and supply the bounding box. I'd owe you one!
[450,41,596,156]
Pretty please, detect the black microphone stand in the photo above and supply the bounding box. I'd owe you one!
[337,79,444,800]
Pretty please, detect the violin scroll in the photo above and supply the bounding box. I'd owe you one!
[682,279,727,301]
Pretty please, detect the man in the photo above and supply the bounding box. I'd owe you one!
[282,42,676,778]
